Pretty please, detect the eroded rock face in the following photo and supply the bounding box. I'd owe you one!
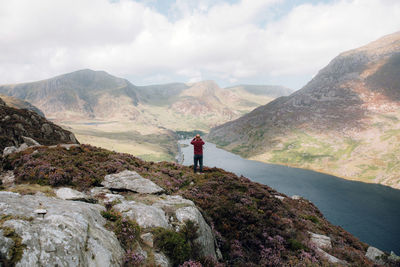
[101,170,164,194]
[0,191,124,267]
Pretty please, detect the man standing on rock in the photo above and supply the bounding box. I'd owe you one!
[191,134,205,174]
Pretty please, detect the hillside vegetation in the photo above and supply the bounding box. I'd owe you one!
[0,144,379,266]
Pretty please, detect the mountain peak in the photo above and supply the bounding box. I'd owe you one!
[343,31,400,57]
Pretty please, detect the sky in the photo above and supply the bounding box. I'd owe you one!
[0,0,400,90]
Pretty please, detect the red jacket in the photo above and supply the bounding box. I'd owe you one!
[191,138,205,155]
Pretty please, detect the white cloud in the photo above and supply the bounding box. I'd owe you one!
[0,0,400,89]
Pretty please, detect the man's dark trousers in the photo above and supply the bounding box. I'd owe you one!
[194,154,203,173]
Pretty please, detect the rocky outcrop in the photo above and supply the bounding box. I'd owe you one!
[0,98,78,153]
[101,170,217,260]
[365,246,385,265]
[0,191,124,266]
[0,94,44,117]
[101,170,164,194]
[309,232,348,265]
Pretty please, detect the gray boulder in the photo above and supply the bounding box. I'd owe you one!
[316,248,348,265]
[365,246,385,265]
[0,191,124,267]
[55,187,88,200]
[3,146,17,156]
[102,170,164,194]
[16,143,29,153]
[140,232,154,247]
[153,195,217,259]
[309,232,332,249]
[114,201,170,229]
[309,232,348,265]
[175,206,217,259]
[154,252,171,267]
[0,171,15,187]
[21,136,40,146]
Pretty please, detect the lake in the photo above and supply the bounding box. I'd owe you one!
[179,139,400,254]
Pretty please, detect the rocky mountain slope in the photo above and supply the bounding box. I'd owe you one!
[0,97,78,152]
[208,31,400,189]
[0,69,140,121]
[1,143,394,266]
[0,94,44,117]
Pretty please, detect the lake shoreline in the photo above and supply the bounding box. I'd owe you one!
[207,141,400,190]
[179,139,400,254]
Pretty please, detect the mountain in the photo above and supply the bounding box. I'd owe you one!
[208,31,400,189]
[0,70,291,161]
[0,97,78,152]
[0,69,140,121]
[0,94,45,117]
[0,70,291,128]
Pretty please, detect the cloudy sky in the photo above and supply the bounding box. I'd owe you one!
[1,0,400,90]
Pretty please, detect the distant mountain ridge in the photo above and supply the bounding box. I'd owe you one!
[0,69,292,161]
[208,31,400,189]
[0,69,292,128]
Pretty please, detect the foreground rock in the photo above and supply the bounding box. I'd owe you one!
[309,232,348,265]
[113,194,218,260]
[0,191,124,266]
[102,170,164,194]
[365,246,385,265]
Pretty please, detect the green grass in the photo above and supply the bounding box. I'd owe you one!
[381,129,400,141]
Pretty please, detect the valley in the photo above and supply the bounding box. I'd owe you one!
[0,71,291,161]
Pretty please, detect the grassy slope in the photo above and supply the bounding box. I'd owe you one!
[1,144,377,266]
[58,91,275,162]
[218,111,400,189]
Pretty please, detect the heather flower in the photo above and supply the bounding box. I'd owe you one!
[123,250,145,267]
[179,260,203,267]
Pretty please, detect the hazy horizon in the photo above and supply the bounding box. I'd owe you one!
[1,0,400,90]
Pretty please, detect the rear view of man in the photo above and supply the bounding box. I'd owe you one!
[191,134,205,174]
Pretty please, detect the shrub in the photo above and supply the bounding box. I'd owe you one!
[123,250,145,267]
[101,209,140,250]
[287,238,306,251]
[114,217,140,250]
[101,209,120,222]
[179,260,203,267]
[153,228,191,266]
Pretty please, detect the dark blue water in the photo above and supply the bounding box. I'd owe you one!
[179,140,400,254]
